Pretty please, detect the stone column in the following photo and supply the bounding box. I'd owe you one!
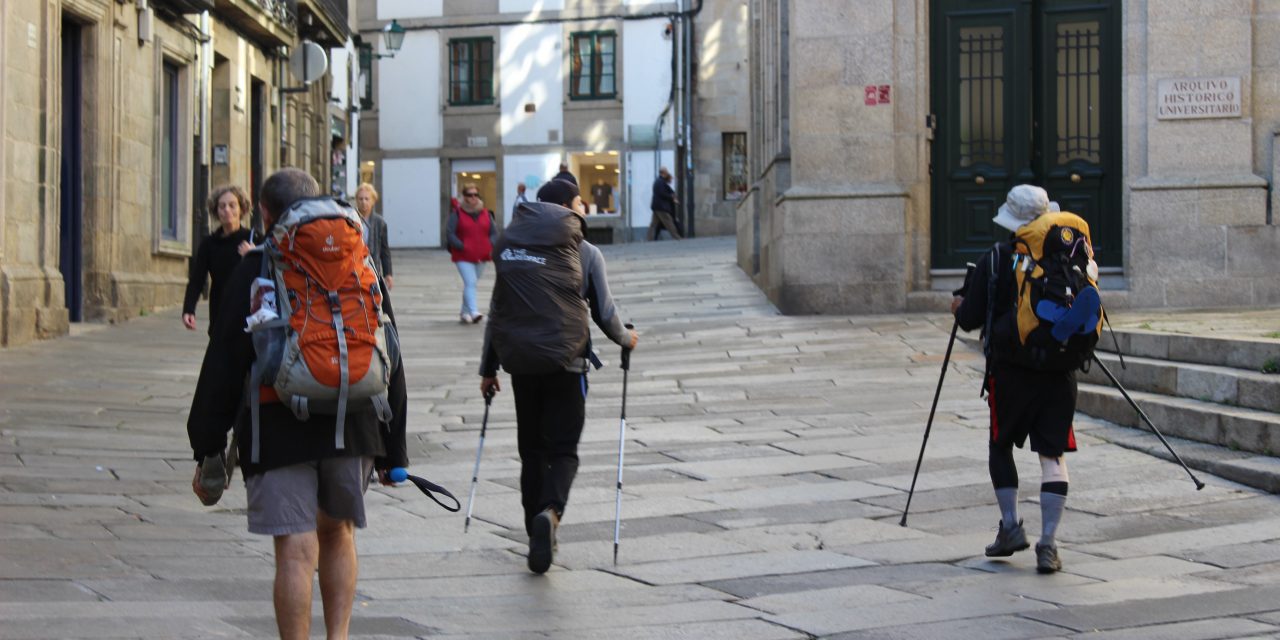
[1126,0,1269,307]
[770,0,909,313]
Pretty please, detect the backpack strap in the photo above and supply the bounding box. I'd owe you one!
[328,289,350,451]
[979,243,1001,398]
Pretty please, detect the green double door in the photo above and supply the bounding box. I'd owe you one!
[931,0,1122,268]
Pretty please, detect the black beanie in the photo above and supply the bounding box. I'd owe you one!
[537,178,580,208]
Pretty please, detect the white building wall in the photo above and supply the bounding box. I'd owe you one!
[499,0,564,13]
[378,0,443,20]
[622,19,674,142]
[503,153,563,216]
[379,30,441,150]
[383,158,442,247]
[499,24,563,146]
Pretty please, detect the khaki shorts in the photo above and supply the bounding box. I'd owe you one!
[245,456,374,536]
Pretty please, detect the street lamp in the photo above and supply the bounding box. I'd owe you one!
[379,20,405,58]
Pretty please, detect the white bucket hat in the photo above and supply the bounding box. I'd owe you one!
[993,184,1051,232]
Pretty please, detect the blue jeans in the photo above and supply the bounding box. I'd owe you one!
[456,261,485,317]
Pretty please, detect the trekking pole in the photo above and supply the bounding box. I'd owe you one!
[901,264,975,527]
[1092,356,1206,490]
[464,388,497,532]
[613,323,635,565]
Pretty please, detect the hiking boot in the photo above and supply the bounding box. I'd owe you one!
[197,452,229,507]
[985,519,1030,557]
[527,508,558,574]
[1036,543,1062,574]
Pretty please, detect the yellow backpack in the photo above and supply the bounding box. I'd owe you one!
[997,212,1104,371]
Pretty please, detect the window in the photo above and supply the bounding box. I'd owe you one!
[448,38,494,105]
[570,31,616,100]
[160,61,180,239]
[723,132,748,199]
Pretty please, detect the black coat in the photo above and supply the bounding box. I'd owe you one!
[183,227,252,319]
[650,177,676,214]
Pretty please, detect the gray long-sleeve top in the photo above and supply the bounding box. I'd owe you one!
[479,239,629,377]
[363,213,393,277]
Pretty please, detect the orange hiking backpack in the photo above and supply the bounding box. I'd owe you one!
[990,211,1104,372]
[246,197,398,463]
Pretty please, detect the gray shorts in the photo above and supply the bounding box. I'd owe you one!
[245,456,375,536]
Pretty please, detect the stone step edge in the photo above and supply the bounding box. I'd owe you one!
[1084,418,1280,494]
[1098,327,1280,372]
[1077,382,1280,457]
[1083,351,1280,414]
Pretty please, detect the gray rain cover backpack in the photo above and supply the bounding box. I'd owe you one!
[488,202,588,375]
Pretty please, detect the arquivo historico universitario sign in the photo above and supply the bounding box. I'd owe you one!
[1156,77,1242,120]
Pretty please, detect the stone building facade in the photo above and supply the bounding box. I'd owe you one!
[0,0,352,347]
[358,0,748,246]
[741,0,1280,314]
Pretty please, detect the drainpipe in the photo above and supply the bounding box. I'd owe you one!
[195,11,211,240]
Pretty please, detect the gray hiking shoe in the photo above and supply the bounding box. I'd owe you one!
[197,452,229,507]
[985,519,1030,557]
[1036,543,1062,573]
[528,509,558,574]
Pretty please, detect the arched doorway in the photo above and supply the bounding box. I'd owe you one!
[931,0,1122,269]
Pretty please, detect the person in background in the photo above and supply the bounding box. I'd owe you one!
[354,183,393,289]
[447,182,499,324]
[183,184,254,335]
[648,166,683,240]
[512,182,530,219]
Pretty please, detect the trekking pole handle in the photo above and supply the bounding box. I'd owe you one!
[952,262,978,297]
[621,323,635,371]
[483,388,495,403]
[389,467,408,483]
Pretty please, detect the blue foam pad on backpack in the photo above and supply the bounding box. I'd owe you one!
[1047,285,1101,343]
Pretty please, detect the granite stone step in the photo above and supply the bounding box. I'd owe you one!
[1077,381,1280,457]
[1100,328,1280,372]
[1081,351,1280,413]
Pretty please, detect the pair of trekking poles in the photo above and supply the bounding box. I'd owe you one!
[899,266,1204,527]
[462,324,636,565]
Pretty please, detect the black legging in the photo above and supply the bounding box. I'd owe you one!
[511,371,588,537]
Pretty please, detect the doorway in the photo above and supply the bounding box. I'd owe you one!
[60,19,84,322]
[452,158,497,216]
[930,0,1121,269]
[250,78,266,234]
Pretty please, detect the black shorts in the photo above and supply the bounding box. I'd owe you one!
[987,363,1078,457]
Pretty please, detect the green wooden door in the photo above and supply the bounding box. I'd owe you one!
[932,0,1121,268]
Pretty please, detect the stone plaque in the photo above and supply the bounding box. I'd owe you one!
[1157,77,1241,120]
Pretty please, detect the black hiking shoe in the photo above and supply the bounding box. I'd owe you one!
[528,509,558,574]
[197,452,229,507]
[985,519,1030,557]
[1036,543,1062,574]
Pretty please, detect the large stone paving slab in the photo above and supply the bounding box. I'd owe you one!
[2,237,1280,638]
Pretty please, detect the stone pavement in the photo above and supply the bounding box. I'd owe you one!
[3,236,1280,639]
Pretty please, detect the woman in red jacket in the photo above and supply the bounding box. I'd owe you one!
[446,183,499,324]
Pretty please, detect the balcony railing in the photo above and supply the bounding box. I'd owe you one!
[309,0,350,40]
[250,0,298,32]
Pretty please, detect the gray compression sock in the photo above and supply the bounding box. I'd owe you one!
[995,488,1019,529]
[1040,491,1067,546]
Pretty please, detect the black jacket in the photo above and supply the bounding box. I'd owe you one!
[183,227,252,319]
[650,177,676,214]
[186,251,408,476]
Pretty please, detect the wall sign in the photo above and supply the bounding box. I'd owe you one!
[1157,77,1241,120]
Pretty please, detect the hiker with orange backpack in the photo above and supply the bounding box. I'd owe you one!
[951,184,1104,575]
[187,168,407,639]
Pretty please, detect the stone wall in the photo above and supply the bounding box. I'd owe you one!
[692,0,750,237]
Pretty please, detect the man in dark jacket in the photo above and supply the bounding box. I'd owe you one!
[479,177,638,574]
[648,166,683,240]
[187,167,408,638]
[952,184,1075,575]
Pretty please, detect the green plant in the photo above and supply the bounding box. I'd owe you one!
[1264,331,1280,339]
[1263,358,1280,374]
[1138,322,1153,330]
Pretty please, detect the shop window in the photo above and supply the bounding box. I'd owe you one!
[723,132,748,200]
[569,151,620,214]
[570,31,616,100]
[448,38,494,105]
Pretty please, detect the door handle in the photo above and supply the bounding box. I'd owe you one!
[1070,173,1082,184]
[974,175,986,186]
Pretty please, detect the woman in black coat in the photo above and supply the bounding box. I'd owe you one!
[182,184,253,334]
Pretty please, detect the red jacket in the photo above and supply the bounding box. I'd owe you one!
[449,201,494,263]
